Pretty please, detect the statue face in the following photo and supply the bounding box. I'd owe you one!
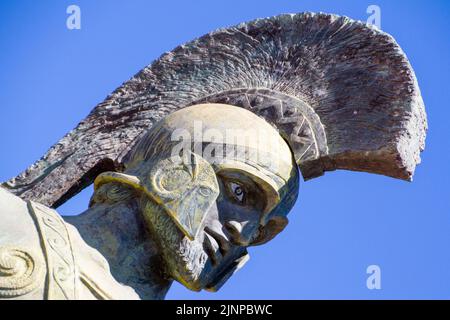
[96,104,299,291]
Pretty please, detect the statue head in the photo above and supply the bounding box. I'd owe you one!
[4,13,426,298]
[93,103,299,291]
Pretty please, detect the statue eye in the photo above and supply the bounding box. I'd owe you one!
[230,182,245,202]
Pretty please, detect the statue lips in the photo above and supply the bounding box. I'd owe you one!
[204,250,249,292]
[203,226,230,260]
[202,226,249,291]
[203,232,222,266]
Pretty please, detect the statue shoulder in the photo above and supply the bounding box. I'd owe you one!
[0,186,33,230]
[0,188,139,300]
[0,187,47,299]
[0,188,78,299]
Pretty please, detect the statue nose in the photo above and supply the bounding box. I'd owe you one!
[224,220,253,246]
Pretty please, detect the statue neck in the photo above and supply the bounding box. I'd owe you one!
[64,200,172,300]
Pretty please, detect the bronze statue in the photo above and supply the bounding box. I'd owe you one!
[0,13,427,299]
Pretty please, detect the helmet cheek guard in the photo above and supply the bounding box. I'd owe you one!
[147,152,219,240]
[94,151,219,240]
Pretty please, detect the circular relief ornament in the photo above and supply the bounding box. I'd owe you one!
[0,246,44,298]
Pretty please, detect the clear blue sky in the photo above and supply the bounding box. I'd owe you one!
[0,0,449,299]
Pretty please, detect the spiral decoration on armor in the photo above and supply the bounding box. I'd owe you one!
[28,200,78,300]
[0,246,43,298]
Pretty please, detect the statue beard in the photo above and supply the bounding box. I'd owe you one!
[143,201,209,288]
